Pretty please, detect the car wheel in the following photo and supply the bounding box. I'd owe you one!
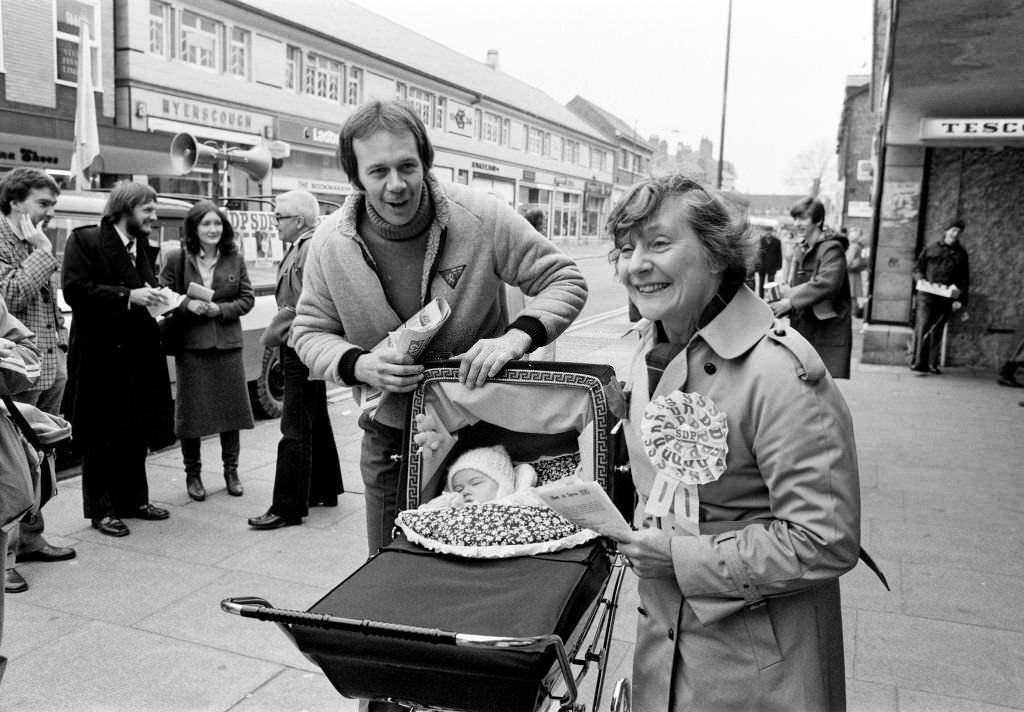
[250,346,283,418]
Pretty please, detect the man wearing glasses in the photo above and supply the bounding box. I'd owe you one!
[0,168,77,595]
[248,190,343,530]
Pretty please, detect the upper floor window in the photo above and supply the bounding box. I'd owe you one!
[229,28,249,78]
[180,10,220,70]
[55,0,101,87]
[563,139,579,165]
[527,127,545,155]
[434,97,447,131]
[481,112,502,143]
[304,52,341,101]
[591,148,606,171]
[345,66,363,105]
[407,86,435,126]
[148,0,170,57]
[285,46,301,91]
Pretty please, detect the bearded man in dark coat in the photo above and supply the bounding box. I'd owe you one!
[61,181,175,538]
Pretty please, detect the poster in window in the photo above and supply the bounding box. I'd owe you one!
[57,38,79,82]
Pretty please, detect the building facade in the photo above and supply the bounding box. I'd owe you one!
[860,0,1024,368]
[1,0,615,239]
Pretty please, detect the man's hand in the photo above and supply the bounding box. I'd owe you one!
[455,329,532,389]
[354,348,424,393]
[129,287,168,309]
[19,213,51,252]
[951,300,963,312]
[413,413,445,452]
[770,297,792,317]
[610,528,675,579]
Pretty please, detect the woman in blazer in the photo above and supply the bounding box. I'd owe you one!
[160,202,254,501]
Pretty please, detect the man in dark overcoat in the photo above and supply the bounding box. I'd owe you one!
[61,181,175,537]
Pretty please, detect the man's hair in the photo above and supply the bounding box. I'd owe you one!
[276,189,320,226]
[183,201,238,255]
[606,173,757,279]
[947,218,965,231]
[0,168,60,215]
[338,100,434,191]
[789,196,826,227]
[522,208,545,232]
[104,181,158,221]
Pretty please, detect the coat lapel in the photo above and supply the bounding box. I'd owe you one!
[98,222,144,288]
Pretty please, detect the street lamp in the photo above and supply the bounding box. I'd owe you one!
[716,0,734,190]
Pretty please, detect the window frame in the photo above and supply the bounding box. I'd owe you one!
[228,26,250,79]
[303,51,342,102]
[179,8,221,72]
[147,0,171,58]
[54,0,102,88]
[285,45,302,92]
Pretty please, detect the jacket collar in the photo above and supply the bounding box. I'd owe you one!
[629,285,773,360]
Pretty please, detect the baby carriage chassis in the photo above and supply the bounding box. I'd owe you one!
[222,361,633,712]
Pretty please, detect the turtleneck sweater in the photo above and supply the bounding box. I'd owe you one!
[357,187,434,321]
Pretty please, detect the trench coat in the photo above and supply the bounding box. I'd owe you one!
[787,232,852,378]
[621,286,861,712]
[61,220,174,449]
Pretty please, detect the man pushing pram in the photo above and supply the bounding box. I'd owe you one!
[291,99,587,556]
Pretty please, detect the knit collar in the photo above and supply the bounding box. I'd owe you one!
[363,184,434,241]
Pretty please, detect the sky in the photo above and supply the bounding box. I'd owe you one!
[344,0,873,194]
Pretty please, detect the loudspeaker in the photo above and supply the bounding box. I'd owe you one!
[170,133,219,175]
[169,133,272,182]
[225,144,271,183]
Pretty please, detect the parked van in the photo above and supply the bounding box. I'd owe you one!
[47,191,285,418]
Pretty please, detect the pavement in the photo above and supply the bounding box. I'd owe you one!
[3,272,1024,710]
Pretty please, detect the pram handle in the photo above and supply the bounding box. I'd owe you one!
[222,597,579,709]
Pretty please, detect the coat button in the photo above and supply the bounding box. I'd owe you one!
[774,327,786,337]
[667,628,675,640]
[704,362,717,375]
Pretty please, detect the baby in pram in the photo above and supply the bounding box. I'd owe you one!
[418,444,539,509]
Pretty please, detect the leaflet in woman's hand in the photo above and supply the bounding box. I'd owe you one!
[186,282,215,302]
[534,479,632,539]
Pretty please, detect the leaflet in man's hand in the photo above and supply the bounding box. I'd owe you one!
[534,479,632,539]
[147,287,184,318]
[915,279,957,298]
[356,298,452,413]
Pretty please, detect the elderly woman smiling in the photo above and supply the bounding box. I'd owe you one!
[608,174,861,712]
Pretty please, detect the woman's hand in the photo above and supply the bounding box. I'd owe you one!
[612,528,676,579]
[186,300,207,316]
[206,302,221,317]
[770,297,792,317]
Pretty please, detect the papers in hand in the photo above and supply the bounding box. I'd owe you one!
[147,287,183,318]
[356,298,452,413]
[916,279,958,299]
[533,479,632,539]
[186,282,215,302]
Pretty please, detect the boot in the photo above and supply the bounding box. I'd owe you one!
[186,472,206,502]
[224,469,244,497]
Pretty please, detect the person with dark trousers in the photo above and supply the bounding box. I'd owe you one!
[910,219,969,375]
[61,182,175,538]
[0,168,76,594]
[248,190,343,530]
[291,100,587,556]
[755,226,783,298]
[996,313,1024,388]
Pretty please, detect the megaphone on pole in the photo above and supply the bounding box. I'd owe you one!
[170,133,219,175]
[169,132,272,182]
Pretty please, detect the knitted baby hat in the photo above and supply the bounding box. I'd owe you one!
[447,445,517,498]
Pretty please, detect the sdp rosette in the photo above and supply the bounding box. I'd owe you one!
[640,391,729,486]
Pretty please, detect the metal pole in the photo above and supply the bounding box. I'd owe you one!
[716,0,733,190]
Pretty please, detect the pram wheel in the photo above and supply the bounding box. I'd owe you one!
[609,678,630,712]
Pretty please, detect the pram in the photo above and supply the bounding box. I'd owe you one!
[222,361,633,712]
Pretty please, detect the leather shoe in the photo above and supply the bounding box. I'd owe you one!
[16,544,77,563]
[186,475,206,501]
[92,516,130,537]
[310,497,338,507]
[121,504,170,521]
[247,511,300,530]
[4,568,28,594]
[997,375,1023,388]
[929,366,943,375]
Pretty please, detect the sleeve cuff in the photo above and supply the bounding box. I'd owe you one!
[506,316,546,351]
[338,347,369,386]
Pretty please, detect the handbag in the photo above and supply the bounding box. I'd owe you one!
[0,396,70,511]
[159,248,187,356]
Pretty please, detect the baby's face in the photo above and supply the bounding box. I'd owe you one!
[451,469,499,504]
